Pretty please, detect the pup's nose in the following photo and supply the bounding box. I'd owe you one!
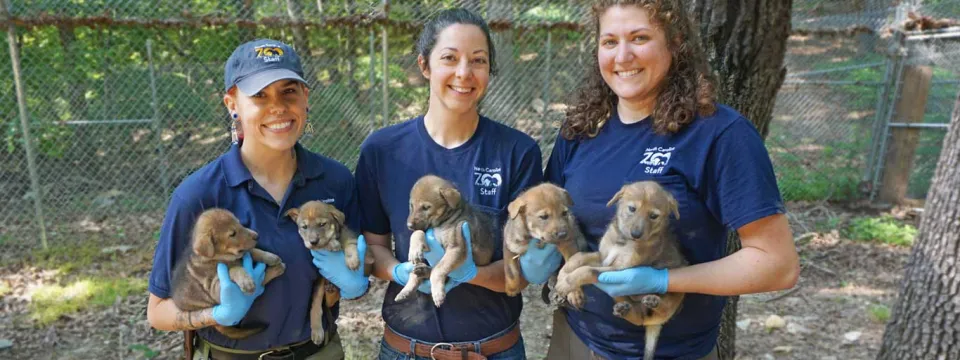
[555,231,568,238]
[250,231,259,240]
[630,229,643,239]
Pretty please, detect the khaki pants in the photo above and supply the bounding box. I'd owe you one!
[546,311,718,360]
[193,332,345,360]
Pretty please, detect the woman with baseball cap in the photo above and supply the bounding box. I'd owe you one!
[146,39,369,360]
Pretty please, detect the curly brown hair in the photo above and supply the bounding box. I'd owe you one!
[561,0,716,139]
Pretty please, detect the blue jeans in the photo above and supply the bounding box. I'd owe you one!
[377,324,526,360]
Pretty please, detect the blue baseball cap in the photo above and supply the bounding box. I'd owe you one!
[224,39,307,95]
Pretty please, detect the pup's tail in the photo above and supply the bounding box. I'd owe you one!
[644,324,662,360]
[215,323,267,339]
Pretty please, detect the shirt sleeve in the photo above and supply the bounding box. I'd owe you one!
[354,141,391,235]
[701,117,786,231]
[510,143,544,200]
[148,193,203,299]
[340,176,362,234]
[544,133,569,186]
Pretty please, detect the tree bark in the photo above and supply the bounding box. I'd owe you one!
[877,91,960,360]
[689,1,792,359]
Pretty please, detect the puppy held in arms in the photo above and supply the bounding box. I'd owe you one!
[285,200,368,345]
[396,175,496,307]
[171,208,286,339]
[502,183,587,299]
[554,181,688,360]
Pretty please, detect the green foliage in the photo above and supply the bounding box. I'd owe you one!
[845,215,917,246]
[128,344,160,359]
[0,281,11,297]
[868,304,891,323]
[30,277,147,326]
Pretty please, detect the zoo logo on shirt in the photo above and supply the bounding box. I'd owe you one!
[474,166,503,196]
[640,147,674,175]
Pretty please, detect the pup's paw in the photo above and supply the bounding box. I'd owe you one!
[311,327,325,345]
[567,290,585,310]
[345,251,360,271]
[324,281,339,293]
[432,289,446,308]
[260,253,282,266]
[327,241,342,252]
[229,267,256,294]
[412,263,431,278]
[613,302,632,318]
[641,294,661,309]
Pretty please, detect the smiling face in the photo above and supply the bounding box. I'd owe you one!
[420,23,491,116]
[597,5,672,111]
[224,79,309,152]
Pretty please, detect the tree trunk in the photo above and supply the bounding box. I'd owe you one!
[877,92,960,360]
[689,1,792,359]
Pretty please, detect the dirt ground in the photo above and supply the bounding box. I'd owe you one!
[0,200,916,359]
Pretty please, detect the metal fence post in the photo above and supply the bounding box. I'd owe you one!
[381,0,390,128]
[369,27,376,132]
[540,30,553,139]
[3,0,48,249]
[147,39,169,196]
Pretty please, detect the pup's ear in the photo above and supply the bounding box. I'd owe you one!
[606,187,626,208]
[438,186,461,208]
[330,207,346,227]
[285,208,300,222]
[560,187,574,207]
[193,229,216,258]
[667,194,680,220]
[507,198,526,220]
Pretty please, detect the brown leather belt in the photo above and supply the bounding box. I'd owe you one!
[383,326,520,360]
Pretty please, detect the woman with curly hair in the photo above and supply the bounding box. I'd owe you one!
[540,1,800,359]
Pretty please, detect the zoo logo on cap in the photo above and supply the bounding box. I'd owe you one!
[254,45,284,63]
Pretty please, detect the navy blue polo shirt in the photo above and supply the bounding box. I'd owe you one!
[355,115,543,343]
[148,143,360,350]
[546,104,785,360]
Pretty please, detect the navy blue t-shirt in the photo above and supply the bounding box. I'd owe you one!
[545,105,785,359]
[148,143,361,350]
[356,115,543,342]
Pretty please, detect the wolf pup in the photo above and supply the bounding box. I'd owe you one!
[395,175,497,307]
[502,183,587,299]
[554,181,688,360]
[171,208,286,339]
[286,200,364,345]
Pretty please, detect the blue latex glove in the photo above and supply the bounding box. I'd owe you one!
[310,235,370,300]
[595,266,669,297]
[422,222,477,283]
[212,252,266,326]
[518,239,563,284]
[391,261,461,294]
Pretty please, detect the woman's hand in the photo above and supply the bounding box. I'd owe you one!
[422,222,477,283]
[212,253,266,326]
[518,239,563,284]
[310,235,370,299]
[390,262,461,294]
[595,266,669,297]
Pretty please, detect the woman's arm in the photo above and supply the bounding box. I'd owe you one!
[147,293,217,331]
[364,231,399,282]
[666,213,800,295]
[467,260,507,293]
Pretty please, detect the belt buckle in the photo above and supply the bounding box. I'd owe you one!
[258,349,293,360]
[429,342,455,360]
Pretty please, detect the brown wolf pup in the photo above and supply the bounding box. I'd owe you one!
[286,200,366,345]
[554,181,688,360]
[502,183,587,298]
[396,175,497,307]
[171,208,286,339]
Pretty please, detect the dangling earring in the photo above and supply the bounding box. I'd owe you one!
[230,113,243,145]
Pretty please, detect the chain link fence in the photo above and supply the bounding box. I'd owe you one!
[1,0,958,247]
